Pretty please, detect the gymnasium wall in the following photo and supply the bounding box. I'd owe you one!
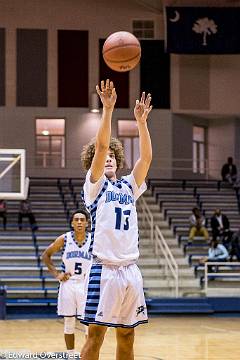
[0,0,240,179]
[171,115,239,180]
[0,106,172,179]
[0,0,163,107]
[208,119,236,179]
[171,54,240,115]
[0,0,171,178]
[171,114,209,179]
[0,29,5,107]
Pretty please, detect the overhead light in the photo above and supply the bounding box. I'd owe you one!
[42,130,49,136]
[90,93,100,113]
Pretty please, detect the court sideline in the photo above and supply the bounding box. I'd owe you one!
[1,316,240,359]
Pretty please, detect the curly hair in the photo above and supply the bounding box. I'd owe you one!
[81,137,124,171]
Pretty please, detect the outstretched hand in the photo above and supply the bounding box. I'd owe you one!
[134,92,152,124]
[96,79,117,110]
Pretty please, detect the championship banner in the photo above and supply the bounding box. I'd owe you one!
[165,7,240,54]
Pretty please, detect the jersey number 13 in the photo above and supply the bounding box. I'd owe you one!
[115,207,131,230]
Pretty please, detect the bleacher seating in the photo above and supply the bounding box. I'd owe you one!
[148,178,240,296]
[1,177,166,306]
[0,178,86,304]
[2,177,240,306]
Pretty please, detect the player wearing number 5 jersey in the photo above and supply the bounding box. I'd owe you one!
[42,209,92,355]
[80,79,152,360]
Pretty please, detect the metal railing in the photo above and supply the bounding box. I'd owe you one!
[204,262,240,294]
[155,226,179,298]
[139,196,179,297]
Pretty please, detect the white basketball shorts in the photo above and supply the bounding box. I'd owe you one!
[58,278,86,317]
[80,263,148,328]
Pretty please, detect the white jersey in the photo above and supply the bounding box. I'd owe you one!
[83,170,147,265]
[61,231,92,280]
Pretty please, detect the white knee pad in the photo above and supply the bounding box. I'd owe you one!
[64,317,76,334]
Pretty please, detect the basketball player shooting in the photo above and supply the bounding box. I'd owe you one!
[42,209,92,355]
[80,79,152,360]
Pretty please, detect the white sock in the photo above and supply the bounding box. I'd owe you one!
[67,349,75,354]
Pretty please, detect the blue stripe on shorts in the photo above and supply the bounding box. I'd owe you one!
[83,264,102,322]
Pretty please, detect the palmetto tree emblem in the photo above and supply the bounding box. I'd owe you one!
[193,17,218,46]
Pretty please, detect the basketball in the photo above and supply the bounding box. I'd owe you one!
[102,31,141,72]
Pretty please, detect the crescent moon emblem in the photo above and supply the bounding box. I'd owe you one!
[169,10,180,23]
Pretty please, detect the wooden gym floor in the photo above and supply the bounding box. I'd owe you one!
[0,316,240,359]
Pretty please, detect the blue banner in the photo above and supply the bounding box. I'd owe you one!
[166,7,240,54]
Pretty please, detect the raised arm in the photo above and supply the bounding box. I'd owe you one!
[133,92,152,187]
[90,79,117,183]
[42,235,70,281]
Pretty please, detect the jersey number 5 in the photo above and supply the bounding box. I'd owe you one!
[115,208,131,230]
[74,262,82,275]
